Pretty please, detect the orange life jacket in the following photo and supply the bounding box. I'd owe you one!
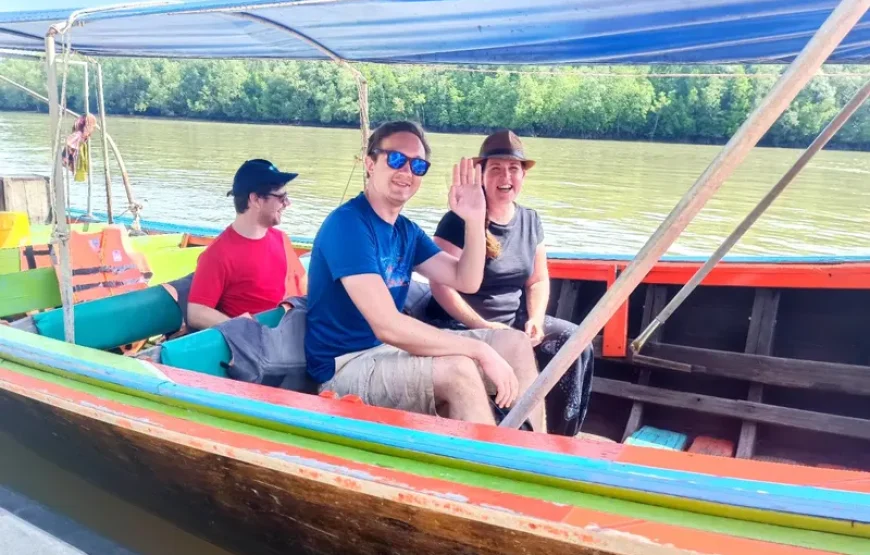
[19,225,152,303]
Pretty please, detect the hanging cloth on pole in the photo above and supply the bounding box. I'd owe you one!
[62,113,97,182]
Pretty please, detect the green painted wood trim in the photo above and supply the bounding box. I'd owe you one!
[0,269,61,318]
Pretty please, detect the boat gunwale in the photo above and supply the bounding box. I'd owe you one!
[0,363,853,555]
[1,324,869,539]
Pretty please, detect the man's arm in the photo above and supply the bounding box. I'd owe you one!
[415,159,486,293]
[187,250,231,330]
[342,273,519,406]
[187,303,232,329]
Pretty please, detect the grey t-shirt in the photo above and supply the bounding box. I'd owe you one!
[426,205,544,325]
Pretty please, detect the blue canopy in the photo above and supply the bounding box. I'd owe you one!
[0,0,869,64]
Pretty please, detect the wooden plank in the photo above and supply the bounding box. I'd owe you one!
[745,289,780,355]
[0,176,51,225]
[737,384,765,459]
[630,354,692,373]
[640,285,670,344]
[547,279,564,316]
[738,289,780,459]
[639,343,870,396]
[594,378,870,441]
[554,280,580,322]
[0,269,61,318]
[602,265,628,357]
[623,285,669,441]
[0,248,20,275]
[622,369,650,442]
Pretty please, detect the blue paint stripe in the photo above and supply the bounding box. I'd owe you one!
[1,331,869,526]
[68,207,870,265]
[67,208,316,244]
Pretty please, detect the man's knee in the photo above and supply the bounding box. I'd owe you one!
[489,328,533,356]
[433,355,486,399]
[489,329,537,379]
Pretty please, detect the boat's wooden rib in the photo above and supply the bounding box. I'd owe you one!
[620,285,668,441]
[737,288,780,457]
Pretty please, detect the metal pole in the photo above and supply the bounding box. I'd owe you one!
[84,62,94,217]
[499,0,870,430]
[632,79,870,354]
[95,62,114,223]
[45,31,76,344]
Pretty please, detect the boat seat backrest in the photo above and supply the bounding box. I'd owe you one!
[33,284,182,350]
[159,307,286,377]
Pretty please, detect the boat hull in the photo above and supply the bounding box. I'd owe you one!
[0,385,610,555]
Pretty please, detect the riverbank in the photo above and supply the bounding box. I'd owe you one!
[2,58,869,150]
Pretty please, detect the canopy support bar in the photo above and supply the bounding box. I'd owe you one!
[95,62,114,224]
[83,61,93,217]
[631,78,870,354]
[231,12,370,175]
[499,0,870,430]
[45,29,75,344]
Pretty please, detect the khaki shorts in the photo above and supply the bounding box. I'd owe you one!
[319,329,500,415]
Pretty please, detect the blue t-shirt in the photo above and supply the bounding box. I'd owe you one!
[305,193,441,383]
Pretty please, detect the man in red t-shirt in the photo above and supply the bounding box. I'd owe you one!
[187,159,307,330]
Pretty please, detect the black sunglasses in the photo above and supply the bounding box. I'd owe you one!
[262,192,290,204]
[372,149,431,176]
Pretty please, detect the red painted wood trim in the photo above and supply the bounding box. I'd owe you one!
[0,367,839,555]
[548,259,870,290]
[603,265,628,357]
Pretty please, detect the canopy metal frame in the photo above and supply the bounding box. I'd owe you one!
[32,0,870,428]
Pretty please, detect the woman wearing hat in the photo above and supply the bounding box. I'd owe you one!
[424,130,594,437]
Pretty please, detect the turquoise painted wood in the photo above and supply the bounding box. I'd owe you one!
[159,307,286,377]
[626,426,689,451]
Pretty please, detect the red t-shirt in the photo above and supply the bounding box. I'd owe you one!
[188,226,306,318]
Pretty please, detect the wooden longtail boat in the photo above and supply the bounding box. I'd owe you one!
[3,0,870,553]
[3,208,870,553]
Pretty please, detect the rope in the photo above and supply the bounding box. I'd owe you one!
[353,66,370,180]
[47,31,74,228]
[338,154,360,206]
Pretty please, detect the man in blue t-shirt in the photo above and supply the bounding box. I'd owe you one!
[305,121,544,430]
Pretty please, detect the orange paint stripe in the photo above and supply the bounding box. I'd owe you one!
[153,364,870,495]
[0,366,839,554]
[614,520,827,555]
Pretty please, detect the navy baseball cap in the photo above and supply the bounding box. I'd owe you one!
[227,159,298,197]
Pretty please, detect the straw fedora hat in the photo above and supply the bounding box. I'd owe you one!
[472,129,536,169]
